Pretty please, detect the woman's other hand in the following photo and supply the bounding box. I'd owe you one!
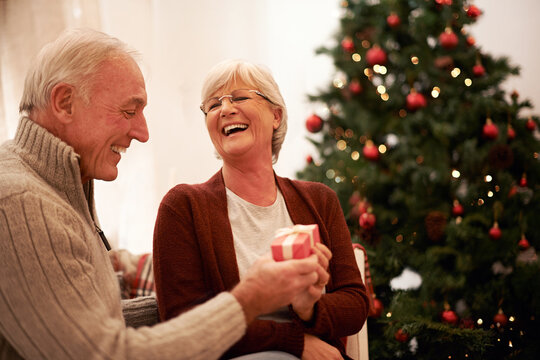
[301,334,343,360]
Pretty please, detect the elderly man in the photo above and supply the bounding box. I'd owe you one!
[0,28,326,360]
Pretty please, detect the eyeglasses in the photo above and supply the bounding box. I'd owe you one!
[200,89,275,115]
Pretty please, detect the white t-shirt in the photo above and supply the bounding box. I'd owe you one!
[226,187,294,278]
[226,187,295,322]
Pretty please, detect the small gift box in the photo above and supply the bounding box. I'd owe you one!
[271,224,321,261]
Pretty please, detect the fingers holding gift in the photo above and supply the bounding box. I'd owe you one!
[312,243,332,271]
[315,262,330,288]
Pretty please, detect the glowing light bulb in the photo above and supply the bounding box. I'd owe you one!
[333,78,344,88]
[326,169,335,179]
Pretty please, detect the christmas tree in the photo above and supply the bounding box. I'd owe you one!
[297,0,540,358]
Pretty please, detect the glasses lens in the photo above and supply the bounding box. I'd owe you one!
[204,98,221,113]
[230,90,254,104]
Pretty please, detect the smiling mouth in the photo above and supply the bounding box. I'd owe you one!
[223,124,248,136]
[111,145,127,154]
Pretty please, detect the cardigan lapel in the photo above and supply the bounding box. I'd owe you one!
[204,170,241,290]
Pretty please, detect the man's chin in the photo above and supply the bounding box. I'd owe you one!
[95,169,119,182]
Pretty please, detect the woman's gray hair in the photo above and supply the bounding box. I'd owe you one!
[200,59,288,164]
[19,28,140,115]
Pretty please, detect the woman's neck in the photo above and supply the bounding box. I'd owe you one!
[222,162,277,206]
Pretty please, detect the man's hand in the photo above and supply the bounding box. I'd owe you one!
[292,243,332,321]
[231,254,324,324]
[301,334,343,360]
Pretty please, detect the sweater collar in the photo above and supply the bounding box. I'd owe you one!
[13,117,96,220]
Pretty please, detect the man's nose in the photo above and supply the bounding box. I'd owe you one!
[130,114,149,143]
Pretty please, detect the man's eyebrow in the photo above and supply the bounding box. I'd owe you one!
[123,97,146,107]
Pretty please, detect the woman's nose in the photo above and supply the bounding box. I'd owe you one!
[220,97,237,116]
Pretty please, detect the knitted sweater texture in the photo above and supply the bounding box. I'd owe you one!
[0,117,246,360]
[153,170,370,359]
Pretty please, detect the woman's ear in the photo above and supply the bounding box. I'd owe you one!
[273,107,283,130]
[50,83,74,123]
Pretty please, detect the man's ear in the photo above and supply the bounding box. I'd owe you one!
[273,107,283,130]
[50,83,75,123]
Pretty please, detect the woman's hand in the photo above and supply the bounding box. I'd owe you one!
[292,243,332,321]
[301,334,343,360]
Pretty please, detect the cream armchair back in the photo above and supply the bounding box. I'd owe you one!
[346,246,370,360]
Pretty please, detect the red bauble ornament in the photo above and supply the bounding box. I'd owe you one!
[350,199,370,221]
[435,0,452,5]
[466,36,476,47]
[467,5,482,19]
[473,64,485,77]
[406,90,427,111]
[366,45,387,66]
[507,124,516,140]
[305,114,323,133]
[452,200,464,216]
[508,185,518,197]
[439,28,459,50]
[489,222,502,240]
[394,329,409,342]
[348,79,363,95]
[518,235,530,250]
[357,200,370,215]
[387,13,401,28]
[526,117,537,131]
[482,118,499,140]
[511,90,520,100]
[493,309,508,327]
[369,298,384,318]
[363,140,379,161]
[341,36,355,53]
[459,318,475,329]
[519,174,527,187]
[441,309,459,325]
[359,212,376,229]
[306,155,313,164]
[349,192,362,206]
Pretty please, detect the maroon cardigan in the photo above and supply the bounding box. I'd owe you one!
[153,170,369,359]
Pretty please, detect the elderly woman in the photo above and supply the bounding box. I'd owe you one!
[153,60,369,360]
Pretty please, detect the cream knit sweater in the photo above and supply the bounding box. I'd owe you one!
[0,117,245,359]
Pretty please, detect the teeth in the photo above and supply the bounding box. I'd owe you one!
[223,123,248,135]
[111,145,126,154]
